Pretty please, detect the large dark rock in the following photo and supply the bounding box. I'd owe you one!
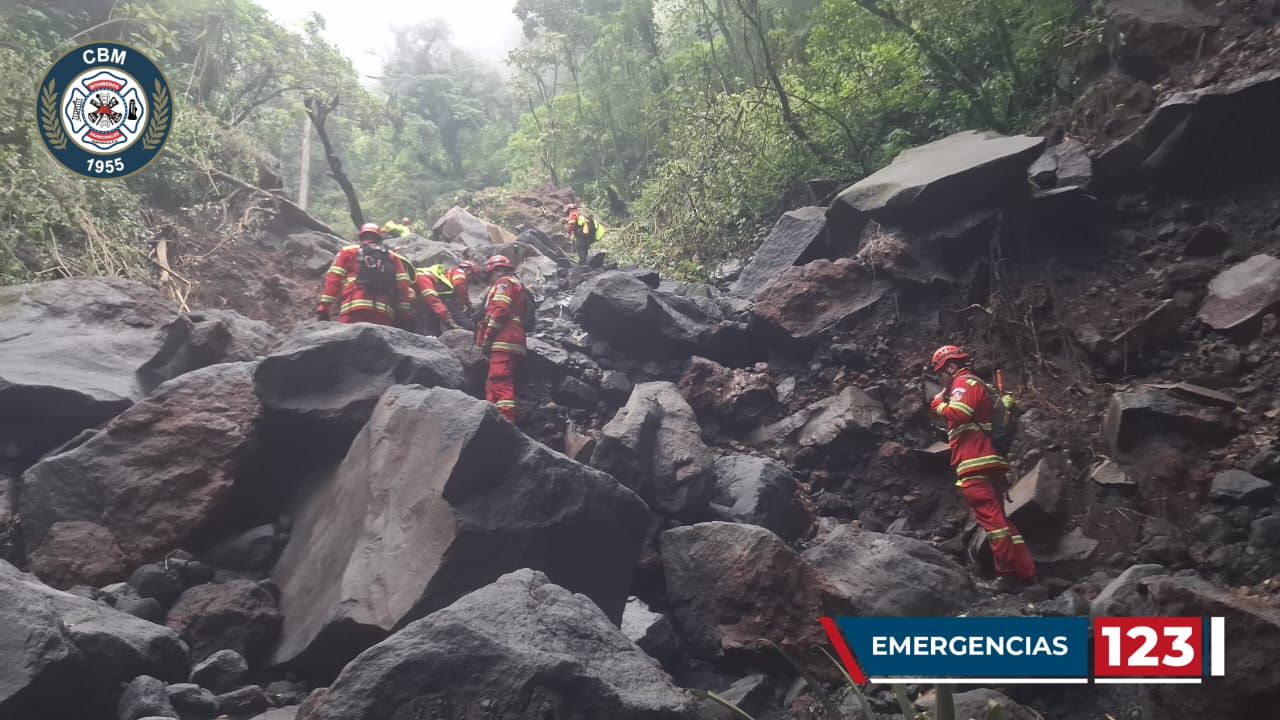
[677,357,776,429]
[730,207,828,299]
[660,522,851,666]
[387,235,464,270]
[750,259,892,343]
[167,580,282,664]
[0,277,174,471]
[0,560,188,720]
[749,385,890,461]
[828,130,1044,235]
[431,206,499,249]
[165,683,219,720]
[137,310,280,394]
[1197,254,1280,336]
[591,382,716,521]
[802,526,973,616]
[710,456,809,542]
[29,521,129,589]
[1136,576,1280,719]
[1103,386,1234,454]
[21,363,263,587]
[270,386,648,677]
[1096,70,1280,191]
[0,474,20,565]
[1102,0,1218,82]
[296,569,696,720]
[253,322,463,445]
[1028,137,1093,190]
[569,271,729,361]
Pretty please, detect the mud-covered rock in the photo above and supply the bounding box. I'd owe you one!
[1103,386,1234,453]
[677,357,776,429]
[296,570,696,720]
[189,649,249,694]
[1102,0,1218,82]
[118,675,176,720]
[1090,564,1170,616]
[21,363,263,588]
[1209,469,1274,505]
[167,579,282,664]
[660,522,851,666]
[271,386,647,677]
[750,385,890,460]
[1004,458,1066,539]
[750,259,891,343]
[569,271,728,361]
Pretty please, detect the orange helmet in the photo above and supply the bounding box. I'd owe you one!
[931,345,969,372]
[484,255,513,273]
[358,223,384,241]
[459,260,482,275]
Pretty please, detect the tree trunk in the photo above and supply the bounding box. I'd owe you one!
[304,95,364,230]
[298,114,312,211]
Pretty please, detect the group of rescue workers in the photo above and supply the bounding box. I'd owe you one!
[316,206,1035,593]
[316,222,529,423]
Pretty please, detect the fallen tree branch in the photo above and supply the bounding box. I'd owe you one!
[168,150,340,237]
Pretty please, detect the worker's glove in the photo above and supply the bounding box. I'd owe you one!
[316,306,330,322]
[481,339,494,356]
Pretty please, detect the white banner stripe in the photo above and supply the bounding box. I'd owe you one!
[1095,678,1202,684]
[868,678,1089,685]
[1211,616,1225,676]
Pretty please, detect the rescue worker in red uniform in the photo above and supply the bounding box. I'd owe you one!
[475,255,527,423]
[317,223,415,328]
[930,344,1037,592]
[447,261,482,318]
[414,263,460,336]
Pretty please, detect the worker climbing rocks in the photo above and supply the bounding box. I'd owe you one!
[929,344,1036,593]
[316,223,416,329]
[414,263,461,336]
[566,203,604,265]
[447,261,483,318]
[475,255,527,423]
[383,217,411,238]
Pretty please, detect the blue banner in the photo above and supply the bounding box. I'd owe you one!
[834,616,1090,679]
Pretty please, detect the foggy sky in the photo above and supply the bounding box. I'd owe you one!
[254,0,526,79]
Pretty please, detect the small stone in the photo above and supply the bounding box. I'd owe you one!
[215,686,269,717]
[1209,470,1274,505]
[1251,516,1280,546]
[190,649,249,694]
[129,563,186,604]
[165,683,219,720]
[1184,223,1229,256]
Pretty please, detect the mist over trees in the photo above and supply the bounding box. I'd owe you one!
[0,0,1101,282]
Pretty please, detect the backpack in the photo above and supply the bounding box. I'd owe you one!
[972,377,1018,456]
[517,279,539,331]
[355,243,398,298]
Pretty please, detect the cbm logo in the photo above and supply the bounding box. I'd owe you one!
[36,43,172,179]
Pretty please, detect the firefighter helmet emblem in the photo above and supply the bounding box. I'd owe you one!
[37,43,172,179]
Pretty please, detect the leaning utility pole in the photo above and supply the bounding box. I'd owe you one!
[298,114,312,210]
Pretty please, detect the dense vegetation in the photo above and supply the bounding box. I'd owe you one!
[0,0,1103,283]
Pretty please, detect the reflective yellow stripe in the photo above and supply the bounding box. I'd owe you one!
[327,266,347,277]
[949,400,974,416]
[1011,535,1025,545]
[495,400,516,407]
[947,422,991,439]
[395,273,409,281]
[339,298,396,315]
[421,289,439,297]
[492,294,511,304]
[491,342,526,354]
[957,455,1007,472]
[988,528,1011,539]
[319,294,336,303]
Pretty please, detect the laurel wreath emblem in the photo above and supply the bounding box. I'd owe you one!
[39,79,67,151]
[143,79,169,151]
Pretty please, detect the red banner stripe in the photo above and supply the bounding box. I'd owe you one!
[820,616,868,684]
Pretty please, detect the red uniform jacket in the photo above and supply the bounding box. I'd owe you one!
[477,273,527,355]
[318,242,415,326]
[415,271,455,324]
[446,266,473,311]
[930,369,1007,480]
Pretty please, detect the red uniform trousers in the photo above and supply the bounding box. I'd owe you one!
[959,470,1036,581]
[337,308,394,327]
[486,350,520,423]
